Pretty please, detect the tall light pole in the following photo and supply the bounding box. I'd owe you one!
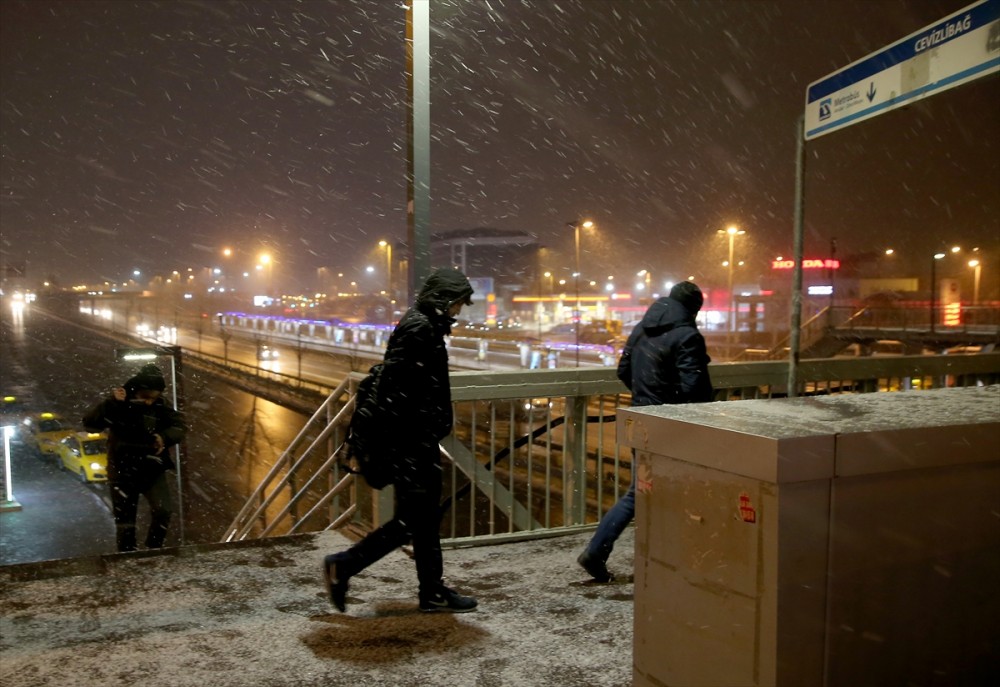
[566,220,594,367]
[718,225,745,350]
[931,245,964,331]
[258,252,272,296]
[968,259,982,305]
[879,247,894,278]
[636,269,652,299]
[379,240,392,300]
[930,252,945,333]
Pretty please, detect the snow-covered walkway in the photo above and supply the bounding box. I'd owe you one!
[1,528,634,687]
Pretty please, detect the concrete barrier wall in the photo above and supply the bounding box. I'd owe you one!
[619,385,1000,687]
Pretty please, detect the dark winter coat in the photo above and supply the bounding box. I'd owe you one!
[82,389,186,484]
[378,268,474,461]
[617,296,713,406]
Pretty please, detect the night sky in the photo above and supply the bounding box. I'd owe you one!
[1,0,997,294]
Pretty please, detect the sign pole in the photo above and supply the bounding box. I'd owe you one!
[788,116,806,398]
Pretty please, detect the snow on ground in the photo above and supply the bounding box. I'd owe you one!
[0,528,635,687]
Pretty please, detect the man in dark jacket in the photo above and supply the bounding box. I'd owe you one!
[83,363,186,552]
[577,281,713,582]
[323,267,478,613]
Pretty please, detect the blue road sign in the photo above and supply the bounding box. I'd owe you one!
[805,0,1000,140]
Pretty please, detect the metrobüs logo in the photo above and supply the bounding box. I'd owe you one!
[819,98,832,120]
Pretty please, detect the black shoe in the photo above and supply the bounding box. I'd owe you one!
[323,554,350,612]
[577,551,614,583]
[419,586,478,613]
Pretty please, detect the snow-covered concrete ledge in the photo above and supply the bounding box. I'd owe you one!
[0,529,635,687]
[620,385,1000,687]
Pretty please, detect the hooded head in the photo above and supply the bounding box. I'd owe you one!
[669,281,704,315]
[125,363,167,392]
[416,267,475,316]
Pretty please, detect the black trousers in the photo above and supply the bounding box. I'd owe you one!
[110,470,172,552]
[338,463,444,595]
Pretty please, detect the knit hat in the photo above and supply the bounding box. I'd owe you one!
[669,281,704,315]
[126,363,167,392]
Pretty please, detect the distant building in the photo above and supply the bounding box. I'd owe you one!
[397,227,540,322]
[429,227,539,283]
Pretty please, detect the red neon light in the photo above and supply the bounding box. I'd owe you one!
[772,259,840,270]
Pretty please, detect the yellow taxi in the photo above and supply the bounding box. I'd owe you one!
[23,412,75,456]
[56,432,109,483]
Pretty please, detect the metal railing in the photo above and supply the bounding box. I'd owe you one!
[738,305,1000,361]
[221,352,1000,546]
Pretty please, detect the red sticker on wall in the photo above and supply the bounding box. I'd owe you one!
[738,492,757,523]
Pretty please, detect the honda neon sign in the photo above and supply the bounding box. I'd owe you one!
[772,259,840,270]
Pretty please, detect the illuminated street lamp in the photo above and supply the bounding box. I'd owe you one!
[566,219,594,366]
[637,269,651,296]
[968,259,982,305]
[875,247,896,278]
[257,252,273,296]
[930,246,968,330]
[379,240,393,300]
[930,251,947,333]
[717,225,745,348]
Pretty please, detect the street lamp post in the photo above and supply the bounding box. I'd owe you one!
[930,252,945,333]
[931,245,965,332]
[379,240,392,300]
[969,259,982,305]
[636,270,651,299]
[718,225,745,351]
[259,253,272,296]
[566,220,594,367]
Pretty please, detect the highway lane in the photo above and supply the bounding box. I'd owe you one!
[79,300,616,375]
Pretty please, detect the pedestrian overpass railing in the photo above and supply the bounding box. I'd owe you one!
[221,352,1000,547]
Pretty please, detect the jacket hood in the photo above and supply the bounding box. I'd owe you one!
[415,267,475,316]
[124,363,166,392]
[669,280,704,315]
[640,296,696,333]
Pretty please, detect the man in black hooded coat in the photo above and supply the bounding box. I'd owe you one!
[83,363,186,552]
[323,267,479,613]
[577,281,713,582]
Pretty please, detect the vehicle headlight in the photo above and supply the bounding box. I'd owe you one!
[90,462,103,470]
